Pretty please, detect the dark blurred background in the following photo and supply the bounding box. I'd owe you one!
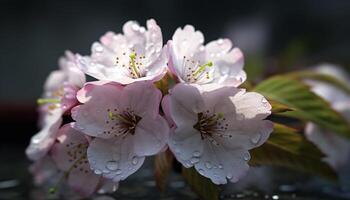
[0,0,350,145]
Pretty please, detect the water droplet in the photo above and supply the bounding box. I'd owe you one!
[198,169,204,175]
[243,152,251,161]
[199,46,205,51]
[272,195,279,200]
[217,39,224,45]
[251,133,261,144]
[140,27,146,33]
[218,164,223,169]
[261,98,269,107]
[132,156,138,165]
[115,169,122,175]
[94,44,104,53]
[106,160,119,171]
[226,173,233,179]
[79,58,86,65]
[132,24,139,31]
[205,161,212,169]
[94,169,102,175]
[193,151,201,157]
[190,157,200,164]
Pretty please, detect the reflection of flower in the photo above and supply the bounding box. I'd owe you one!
[163,83,273,184]
[72,81,169,182]
[305,64,350,170]
[168,25,246,86]
[76,19,168,85]
[26,51,85,161]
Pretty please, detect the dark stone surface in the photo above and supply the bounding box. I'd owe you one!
[1,145,349,200]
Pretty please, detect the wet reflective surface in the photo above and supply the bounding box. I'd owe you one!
[1,145,350,200]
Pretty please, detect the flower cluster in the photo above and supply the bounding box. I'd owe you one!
[26,19,273,197]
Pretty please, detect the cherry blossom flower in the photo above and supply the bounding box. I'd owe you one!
[305,64,350,171]
[71,81,169,182]
[163,83,273,184]
[51,124,119,197]
[167,25,246,86]
[26,51,86,161]
[76,19,168,85]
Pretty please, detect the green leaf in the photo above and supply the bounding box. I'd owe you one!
[182,167,219,200]
[287,71,350,95]
[269,99,294,114]
[254,76,350,140]
[249,123,337,181]
[154,150,174,191]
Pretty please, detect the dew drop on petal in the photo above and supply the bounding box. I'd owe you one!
[190,157,200,164]
[193,151,201,157]
[205,161,212,169]
[132,24,139,31]
[243,152,251,161]
[106,160,119,171]
[115,169,122,175]
[94,44,104,53]
[94,169,102,175]
[217,39,224,45]
[261,98,269,107]
[218,164,223,169]
[251,133,262,144]
[132,156,138,165]
[198,169,205,175]
[140,27,146,33]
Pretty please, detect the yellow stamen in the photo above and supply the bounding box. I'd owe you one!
[37,98,60,105]
[129,52,140,78]
[192,61,213,77]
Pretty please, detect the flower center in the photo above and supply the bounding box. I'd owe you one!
[193,111,228,140]
[105,109,142,137]
[65,142,90,174]
[37,87,64,110]
[115,50,147,79]
[183,56,213,83]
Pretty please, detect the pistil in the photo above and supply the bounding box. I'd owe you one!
[192,61,213,77]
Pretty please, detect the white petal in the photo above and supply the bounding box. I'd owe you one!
[26,109,62,161]
[168,83,205,127]
[231,91,271,120]
[87,137,145,182]
[133,116,169,156]
[194,143,249,184]
[168,126,204,168]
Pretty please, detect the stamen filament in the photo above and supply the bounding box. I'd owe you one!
[37,98,60,105]
[129,52,140,78]
[192,61,213,77]
[108,111,134,125]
